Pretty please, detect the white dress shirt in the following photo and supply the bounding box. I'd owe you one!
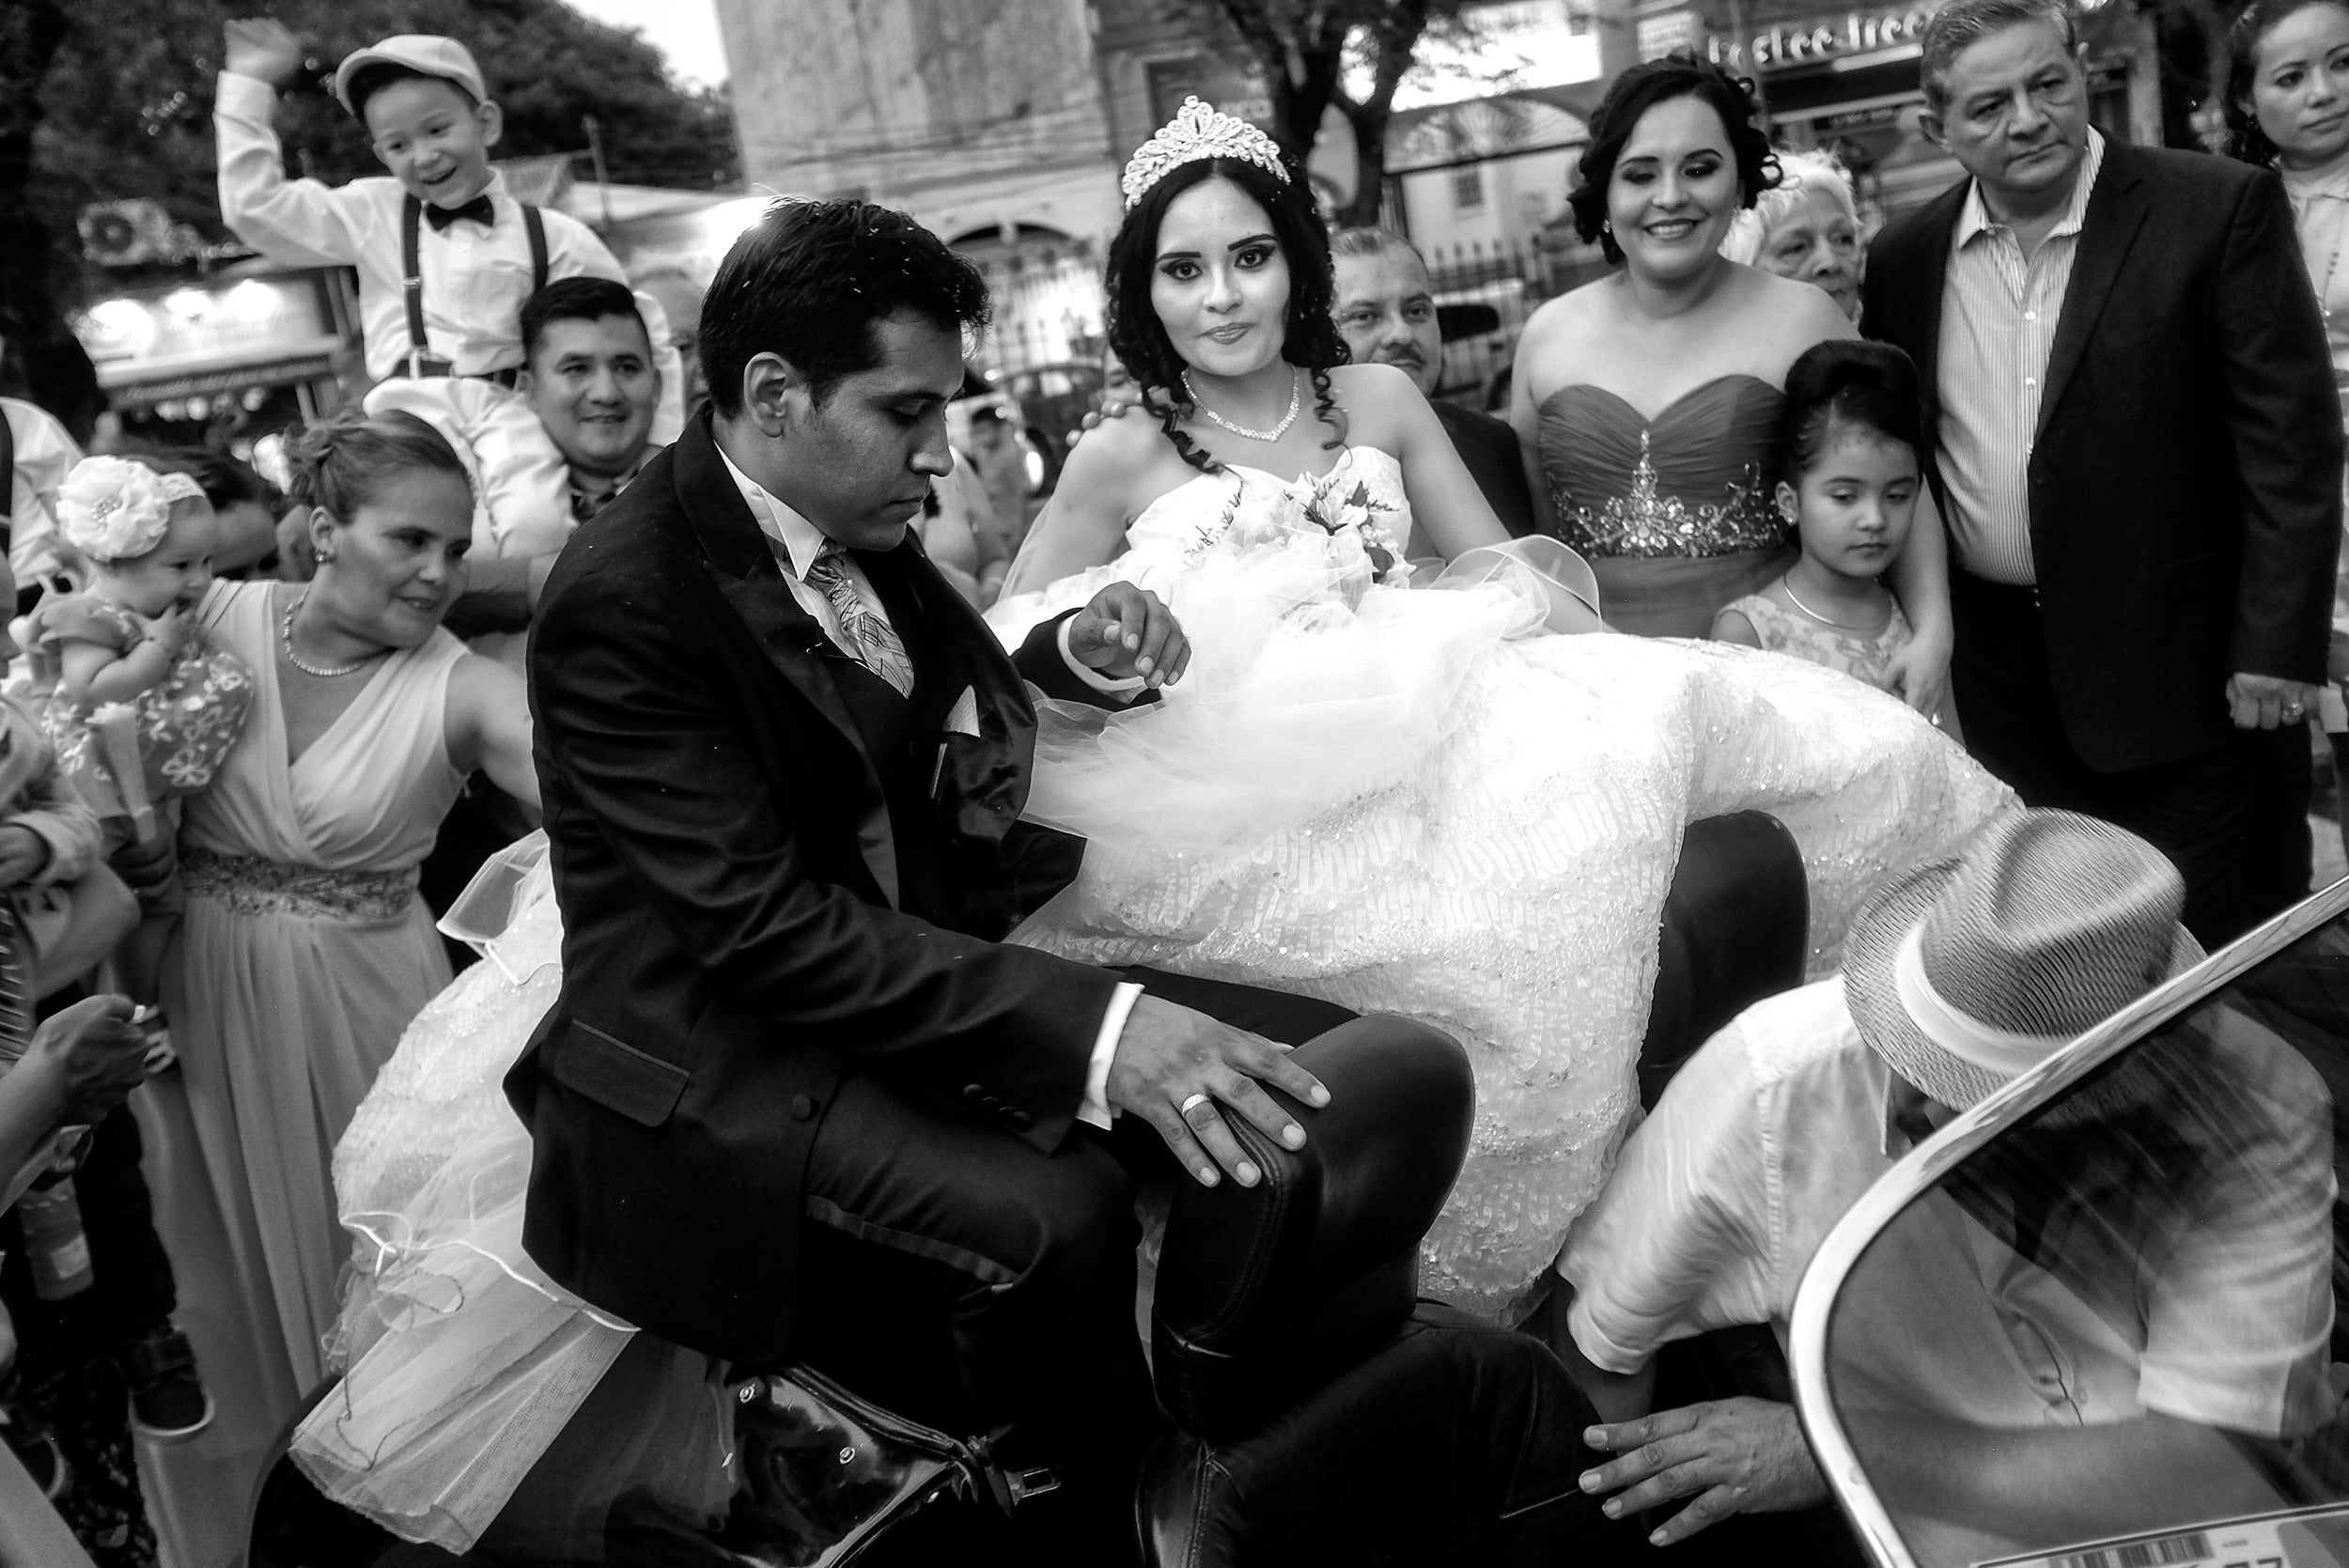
[1559,976,2333,1444]
[2,397,84,590]
[716,445,1141,1127]
[214,70,683,441]
[1936,130,2108,585]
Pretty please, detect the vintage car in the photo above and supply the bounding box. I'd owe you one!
[1793,877,2349,1568]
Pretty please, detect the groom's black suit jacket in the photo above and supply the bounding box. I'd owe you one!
[1861,139,2341,773]
[507,411,1128,1366]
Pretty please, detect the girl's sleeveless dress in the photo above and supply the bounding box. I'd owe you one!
[1719,591,1918,694]
[21,591,255,815]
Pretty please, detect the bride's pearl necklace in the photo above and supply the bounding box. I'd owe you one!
[1184,367,1301,442]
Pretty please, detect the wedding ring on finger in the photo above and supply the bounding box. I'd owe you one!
[2284,702,2308,722]
[1178,1092,1213,1120]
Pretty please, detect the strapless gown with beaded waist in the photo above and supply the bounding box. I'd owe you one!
[1537,375,1795,638]
[987,444,2012,1312]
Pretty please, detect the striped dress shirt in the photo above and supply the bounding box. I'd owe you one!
[1936,131,2108,585]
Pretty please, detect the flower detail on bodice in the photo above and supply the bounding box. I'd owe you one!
[1550,428,1782,559]
[1536,376,1790,561]
[1154,448,1411,583]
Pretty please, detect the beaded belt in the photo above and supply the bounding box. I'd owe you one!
[179,847,418,923]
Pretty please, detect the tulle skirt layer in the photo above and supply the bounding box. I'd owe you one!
[288,862,732,1552]
[1003,574,2014,1315]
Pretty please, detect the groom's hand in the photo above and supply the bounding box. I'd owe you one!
[1108,996,1330,1188]
[1069,582,1190,689]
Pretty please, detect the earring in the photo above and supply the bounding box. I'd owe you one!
[1601,219,1613,235]
[314,544,336,565]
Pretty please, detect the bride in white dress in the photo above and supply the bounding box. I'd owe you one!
[293,101,2010,1550]
[988,99,2008,1308]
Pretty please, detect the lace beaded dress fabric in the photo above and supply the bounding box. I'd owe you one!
[1536,376,1797,638]
[1721,592,1917,695]
[989,445,2013,1316]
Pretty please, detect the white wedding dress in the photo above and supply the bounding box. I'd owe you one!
[294,443,2011,1549]
[986,445,2011,1307]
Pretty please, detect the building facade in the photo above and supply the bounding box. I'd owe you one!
[712,0,1128,372]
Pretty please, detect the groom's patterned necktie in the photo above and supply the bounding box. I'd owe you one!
[804,543,916,698]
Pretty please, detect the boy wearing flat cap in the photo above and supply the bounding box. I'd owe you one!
[1541,810,2336,1560]
[213,20,684,561]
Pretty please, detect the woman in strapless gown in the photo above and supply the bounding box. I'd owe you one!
[1509,56,1955,673]
[1533,376,1793,637]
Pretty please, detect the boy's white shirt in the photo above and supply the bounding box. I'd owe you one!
[214,70,684,442]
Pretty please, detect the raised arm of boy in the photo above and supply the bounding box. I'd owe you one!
[216,19,369,267]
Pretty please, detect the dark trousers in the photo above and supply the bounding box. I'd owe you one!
[783,969,1355,1567]
[1952,575,2295,946]
[1,1108,173,1568]
[1,1108,177,1359]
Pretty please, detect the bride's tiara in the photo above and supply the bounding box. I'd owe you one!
[1120,96,1288,210]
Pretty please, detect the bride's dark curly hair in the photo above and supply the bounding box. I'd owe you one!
[1106,155,1349,475]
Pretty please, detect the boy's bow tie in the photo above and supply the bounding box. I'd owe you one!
[425,194,496,232]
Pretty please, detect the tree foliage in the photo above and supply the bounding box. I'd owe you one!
[1166,0,1477,226]
[15,0,738,328]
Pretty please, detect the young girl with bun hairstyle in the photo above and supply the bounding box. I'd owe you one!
[1713,340,1943,725]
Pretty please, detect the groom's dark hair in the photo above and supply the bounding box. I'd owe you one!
[700,198,991,418]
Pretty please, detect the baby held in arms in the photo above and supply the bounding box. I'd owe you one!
[19,457,256,1003]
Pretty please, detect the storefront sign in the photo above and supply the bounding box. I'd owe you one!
[1705,3,1936,70]
[71,274,343,391]
[1638,10,1701,59]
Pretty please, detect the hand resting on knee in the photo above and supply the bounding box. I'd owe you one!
[1109,995,1330,1188]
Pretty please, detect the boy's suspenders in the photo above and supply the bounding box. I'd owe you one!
[398,194,550,379]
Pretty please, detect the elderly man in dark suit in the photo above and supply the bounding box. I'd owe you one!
[1862,0,2342,943]
[506,197,1452,1561]
[1330,226,1539,544]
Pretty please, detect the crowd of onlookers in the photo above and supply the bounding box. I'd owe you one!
[7,0,2349,1560]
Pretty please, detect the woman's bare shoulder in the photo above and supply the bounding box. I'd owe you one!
[1327,361,1420,407]
[1060,400,1176,497]
[1740,270,1858,358]
[1519,278,1610,345]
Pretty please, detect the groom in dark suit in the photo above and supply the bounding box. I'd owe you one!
[1862,0,2341,944]
[506,199,1439,1560]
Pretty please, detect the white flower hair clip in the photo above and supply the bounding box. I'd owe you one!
[1121,97,1288,210]
[56,456,179,564]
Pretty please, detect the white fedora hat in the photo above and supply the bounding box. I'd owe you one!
[1843,809,2202,1113]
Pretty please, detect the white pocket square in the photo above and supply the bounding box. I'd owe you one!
[945,688,981,737]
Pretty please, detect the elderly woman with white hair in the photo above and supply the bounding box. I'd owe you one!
[1720,147,1865,319]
